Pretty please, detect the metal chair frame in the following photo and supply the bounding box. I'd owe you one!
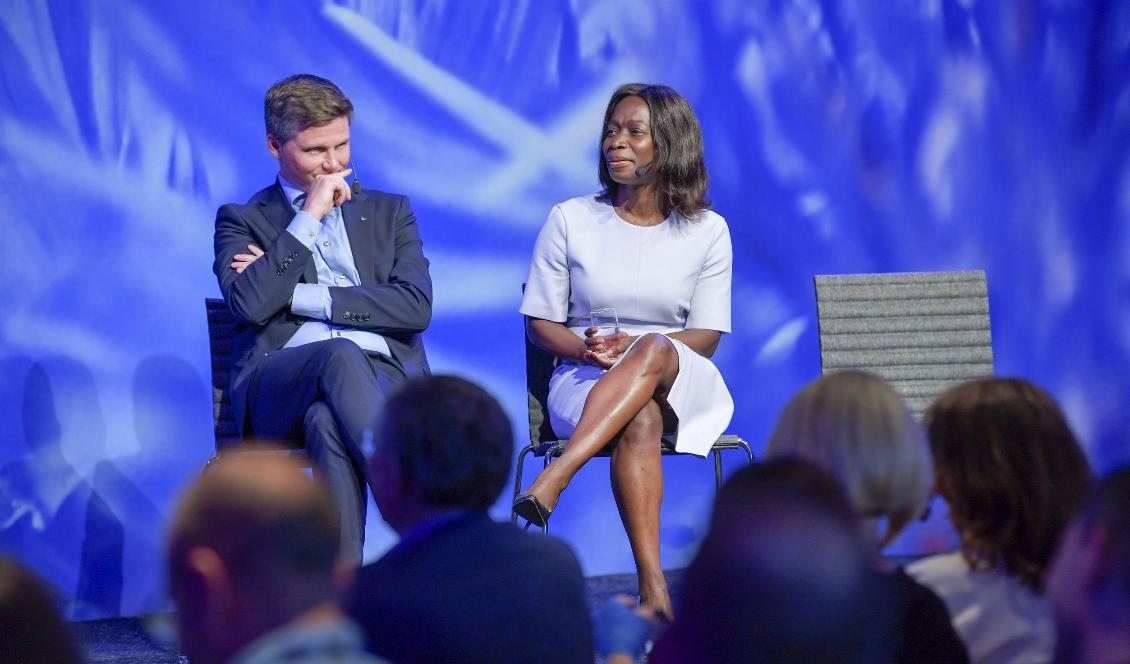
[510,314,753,532]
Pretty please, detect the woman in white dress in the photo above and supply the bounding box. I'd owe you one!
[514,83,733,617]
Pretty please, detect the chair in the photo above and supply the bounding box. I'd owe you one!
[511,318,754,532]
[204,298,309,468]
[813,270,994,419]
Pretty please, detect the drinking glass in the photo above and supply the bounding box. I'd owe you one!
[590,307,620,360]
[590,307,620,336]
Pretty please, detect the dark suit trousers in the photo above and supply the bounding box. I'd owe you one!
[244,337,407,564]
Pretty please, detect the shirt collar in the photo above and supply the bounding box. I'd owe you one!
[277,174,305,208]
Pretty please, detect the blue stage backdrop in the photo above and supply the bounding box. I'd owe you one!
[1,0,1127,619]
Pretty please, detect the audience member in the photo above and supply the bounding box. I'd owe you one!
[765,370,970,663]
[908,378,1093,663]
[167,450,384,664]
[0,556,83,663]
[348,375,593,664]
[1046,464,1130,663]
[595,457,892,663]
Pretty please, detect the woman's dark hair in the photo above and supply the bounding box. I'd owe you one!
[598,83,710,219]
[927,378,1093,591]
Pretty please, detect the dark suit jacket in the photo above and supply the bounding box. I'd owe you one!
[348,512,593,664]
[213,182,432,433]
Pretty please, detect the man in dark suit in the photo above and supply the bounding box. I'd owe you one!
[212,74,431,564]
[348,376,593,664]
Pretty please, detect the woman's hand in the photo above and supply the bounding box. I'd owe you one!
[584,327,632,369]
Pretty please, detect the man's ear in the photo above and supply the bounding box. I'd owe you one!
[185,545,234,636]
[266,134,282,159]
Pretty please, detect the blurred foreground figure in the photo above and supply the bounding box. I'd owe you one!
[167,451,384,664]
[766,370,969,663]
[654,457,893,663]
[0,556,82,663]
[909,378,1092,663]
[1047,465,1130,664]
[598,457,892,663]
[349,376,592,663]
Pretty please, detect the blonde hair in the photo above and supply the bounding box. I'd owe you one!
[766,371,932,545]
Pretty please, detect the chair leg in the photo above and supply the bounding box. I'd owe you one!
[511,444,535,525]
[532,443,565,534]
[713,448,723,493]
[738,439,754,464]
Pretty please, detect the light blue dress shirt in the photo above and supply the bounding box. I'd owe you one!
[279,176,391,357]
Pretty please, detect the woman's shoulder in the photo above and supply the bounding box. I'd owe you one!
[552,193,610,218]
[686,207,728,228]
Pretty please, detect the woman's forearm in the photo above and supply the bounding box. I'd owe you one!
[526,317,588,361]
[667,329,721,357]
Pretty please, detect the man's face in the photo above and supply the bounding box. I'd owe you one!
[267,115,351,192]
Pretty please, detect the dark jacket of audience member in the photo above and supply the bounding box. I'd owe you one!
[0,556,83,664]
[766,370,970,663]
[348,376,593,664]
[649,457,893,663]
[1047,464,1130,663]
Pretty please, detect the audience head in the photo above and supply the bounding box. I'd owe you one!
[264,74,353,145]
[368,375,513,533]
[1046,465,1130,662]
[658,457,890,663]
[0,557,82,664]
[766,370,932,547]
[598,83,710,218]
[167,449,341,664]
[927,378,1092,590]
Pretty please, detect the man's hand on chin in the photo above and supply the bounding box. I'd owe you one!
[302,169,353,220]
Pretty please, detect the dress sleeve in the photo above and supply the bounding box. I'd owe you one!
[519,205,570,322]
[685,219,732,333]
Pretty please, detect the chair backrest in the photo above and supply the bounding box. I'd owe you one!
[813,270,994,419]
[205,298,240,451]
[524,317,561,447]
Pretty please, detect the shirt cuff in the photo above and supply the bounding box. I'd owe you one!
[285,212,321,249]
[291,283,332,320]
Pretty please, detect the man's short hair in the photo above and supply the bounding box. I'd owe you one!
[376,375,512,510]
[670,457,891,662]
[264,74,354,144]
[167,451,340,602]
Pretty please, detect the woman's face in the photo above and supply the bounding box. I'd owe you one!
[603,95,654,186]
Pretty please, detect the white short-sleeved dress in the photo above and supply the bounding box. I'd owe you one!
[519,194,734,457]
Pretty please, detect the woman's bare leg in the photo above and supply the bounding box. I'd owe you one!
[610,399,671,617]
[521,333,678,510]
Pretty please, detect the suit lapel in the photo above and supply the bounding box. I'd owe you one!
[342,191,372,282]
[256,181,318,283]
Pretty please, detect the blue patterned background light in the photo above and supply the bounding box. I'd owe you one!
[0,0,1127,619]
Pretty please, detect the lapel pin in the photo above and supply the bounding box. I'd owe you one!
[360,216,367,223]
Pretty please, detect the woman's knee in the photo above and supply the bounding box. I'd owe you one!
[621,400,663,445]
[625,333,676,372]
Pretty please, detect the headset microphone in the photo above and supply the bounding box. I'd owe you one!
[349,160,362,195]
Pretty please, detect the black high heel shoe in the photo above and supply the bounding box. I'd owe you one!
[512,494,553,528]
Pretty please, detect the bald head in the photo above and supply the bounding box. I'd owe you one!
[168,450,341,650]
